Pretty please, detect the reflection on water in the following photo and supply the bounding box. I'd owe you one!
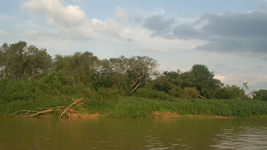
[211,122,267,150]
[0,118,266,150]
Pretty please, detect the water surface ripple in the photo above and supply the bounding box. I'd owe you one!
[0,118,266,150]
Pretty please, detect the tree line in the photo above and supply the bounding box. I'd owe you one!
[0,41,266,101]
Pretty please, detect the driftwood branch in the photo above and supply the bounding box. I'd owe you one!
[132,82,141,92]
[198,95,207,100]
[37,106,65,110]
[28,109,54,118]
[9,110,38,117]
[9,98,83,118]
[60,98,82,118]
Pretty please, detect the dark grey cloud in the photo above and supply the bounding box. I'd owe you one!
[201,12,267,37]
[143,11,267,55]
[179,12,267,54]
[172,24,203,40]
[142,15,174,36]
[196,36,267,53]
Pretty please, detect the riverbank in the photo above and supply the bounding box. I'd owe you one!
[66,112,231,119]
[1,96,267,119]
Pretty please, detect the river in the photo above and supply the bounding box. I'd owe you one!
[0,118,266,150]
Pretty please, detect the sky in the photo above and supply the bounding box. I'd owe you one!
[0,0,267,92]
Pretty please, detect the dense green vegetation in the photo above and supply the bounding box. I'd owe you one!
[1,41,267,118]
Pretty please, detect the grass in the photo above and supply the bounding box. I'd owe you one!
[1,94,267,118]
[81,97,267,118]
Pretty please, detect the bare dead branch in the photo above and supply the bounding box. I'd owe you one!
[9,110,37,117]
[60,98,82,118]
[28,109,54,118]
[9,98,84,118]
[132,82,141,93]
[198,95,207,100]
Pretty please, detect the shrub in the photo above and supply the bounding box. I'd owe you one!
[134,88,170,100]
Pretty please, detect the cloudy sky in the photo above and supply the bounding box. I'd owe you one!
[1,0,267,91]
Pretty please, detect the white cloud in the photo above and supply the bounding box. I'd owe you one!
[21,0,96,40]
[20,0,205,50]
[72,0,82,3]
[214,74,226,82]
[22,0,86,27]
[0,29,8,37]
[115,7,129,20]
[0,14,15,23]
[218,72,267,90]
[155,8,166,15]
[139,48,169,53]
[21,0,130,41]
[21,29,41,37]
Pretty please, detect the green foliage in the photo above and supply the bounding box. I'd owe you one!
[95,55,158,93]
[191,64,221,98]
[152,65,226,99]
[168,86,183,98]
[2,41,267,118]
[183,87,200,99]
[111,98,155,118]
[153,71,179,93]
[216,85,248,100]
[88,98,267,118]
[0,80,44,102]
[211,100,267,117]
[82,90,120,113]
[53,52,99,86]
[0,41,52,81]
[134,88,171,100]
[253,89,267,101]
[1,90,267,118]
[0,96,72,116]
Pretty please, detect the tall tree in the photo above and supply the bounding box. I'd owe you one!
[127,56,157,92]
[96,55,157,94]
[53,51,99,86]
[153,70,181,93]
[0,41,52,81]
[22,45,52,80]
[215,85,247,100]
[191,64,222,98]
[96,56,129,94]
[0,44,5,79]
[253,89,267,101]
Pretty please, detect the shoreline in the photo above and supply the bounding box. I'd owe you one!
[150,111,231,119]
[2,113,267,119]
[0,111,235,119]
[1,98,267,119]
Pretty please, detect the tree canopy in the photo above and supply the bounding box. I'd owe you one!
[0,41,264,101]
[252,89,267,101]
[0,41,52,81]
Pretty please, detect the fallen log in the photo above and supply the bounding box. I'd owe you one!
[8,98,83,118]
[37,106,66,110]
[10,107,61,118]
[28,109,54,118]
[9,110,38,117]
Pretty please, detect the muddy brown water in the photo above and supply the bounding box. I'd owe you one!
[0,118,267,150]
